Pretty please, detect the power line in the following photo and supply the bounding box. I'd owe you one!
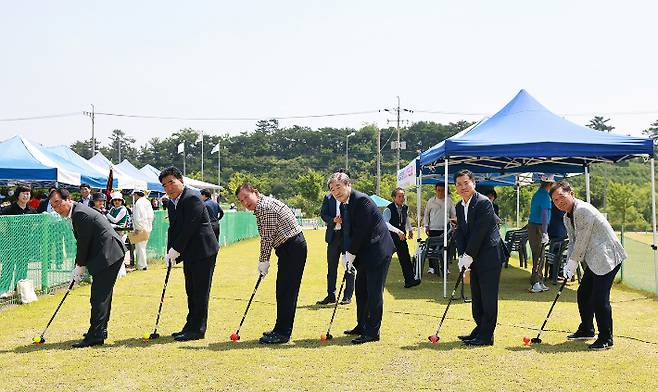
[93,109,380,121]
[0,112,81,122]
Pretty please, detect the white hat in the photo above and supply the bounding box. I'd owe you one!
[110,191,124,201]
[540,173,555,183]
[132,189,145,195]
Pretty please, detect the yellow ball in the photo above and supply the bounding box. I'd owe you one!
[33,336,41,343]
[143,332,150,340]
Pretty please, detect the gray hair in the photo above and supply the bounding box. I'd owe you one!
[328,172,351,188]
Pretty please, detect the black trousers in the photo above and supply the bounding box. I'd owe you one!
[577,263,621,341]
[468,262,502,341]
[326,230,354,299]
[391,235,415,284]
[88,258,123,339]
[182,254,217,334]
[211,221,220,241]
[273,233,307,337]
[354,255,392,337]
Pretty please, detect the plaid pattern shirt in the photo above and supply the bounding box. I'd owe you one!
[255,195,302,264]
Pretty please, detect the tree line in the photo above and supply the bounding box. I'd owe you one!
[69,116,658,231]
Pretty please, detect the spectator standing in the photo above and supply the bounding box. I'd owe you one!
[131,189,154,271]
[78,184,92,206]
[528,174,554,293]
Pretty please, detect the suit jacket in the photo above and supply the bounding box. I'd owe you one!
[454,192,502,270]
[70,202,126,276]
[343,189,395,266]
[167,187,219,262]
[320,194,340,243]
[564,199,626,275]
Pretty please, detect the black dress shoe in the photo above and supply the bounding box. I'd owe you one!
[339,297,352,305]
[463,338,494,346]
[344,327,363,335]
[457,334,475,341]
[259,332,290,344]
[72,338,104,348]
[84,330,108,340]
[351,335,380,344]
[316,295,336,305]
[262,330,275,336]
[171,330,189,338]
[174,332,205,342]
[588,338,613,350]
[404,279,421,288]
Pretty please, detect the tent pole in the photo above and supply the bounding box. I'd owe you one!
[585,165,591,203]
[516,174,520,229]
[651,157,658,297]
[444,158,448,298]
[416,170,422,280]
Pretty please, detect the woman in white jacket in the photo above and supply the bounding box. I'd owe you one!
[131,189,154,270]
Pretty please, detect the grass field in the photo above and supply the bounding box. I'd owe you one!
[1,230,657,391]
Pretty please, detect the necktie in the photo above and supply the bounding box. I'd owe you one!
[341,203,351,251]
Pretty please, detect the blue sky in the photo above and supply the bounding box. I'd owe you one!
[1,0,657,148]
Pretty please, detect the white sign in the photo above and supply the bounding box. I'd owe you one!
[397,159,417,189]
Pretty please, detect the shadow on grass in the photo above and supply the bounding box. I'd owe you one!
[179,336,356,351]
[11,339,79,353]
[399,340,467,351]
[7,335,182,353]
[506,340,591,353]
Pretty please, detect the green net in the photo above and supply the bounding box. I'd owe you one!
[619,234,656,294]
[0,209,259,304]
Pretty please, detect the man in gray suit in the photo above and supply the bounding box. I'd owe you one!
[49,188,126,348]
[551,180,626,350]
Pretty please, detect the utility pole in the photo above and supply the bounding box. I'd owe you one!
[376,127,381,195]
[200,130,204,181]
[382,96,413,172]
[83,104,96,156]
[345,132,355,171]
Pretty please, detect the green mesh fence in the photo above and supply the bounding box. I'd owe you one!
[619,234,656,295]
[218,211,259,247]
[0,209,258,305]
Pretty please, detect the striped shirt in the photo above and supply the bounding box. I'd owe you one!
[255,195,302,264]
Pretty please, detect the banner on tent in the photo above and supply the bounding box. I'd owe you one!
[397,159,416,188]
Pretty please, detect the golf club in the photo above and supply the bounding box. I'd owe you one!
[320,266,353,341]
[144,264,172,341]
[32,279,75,345]
[428,267,465,344]
[230,274,263,342]
[525,277,569,345]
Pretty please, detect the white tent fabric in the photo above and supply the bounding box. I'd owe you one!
[89,152,147,190]
[140,164,221,190]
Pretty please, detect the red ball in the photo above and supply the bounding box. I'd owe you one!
[230,333,239,342]
[320,334,327,341]
[429,335,439,344]
[522,336,530,345]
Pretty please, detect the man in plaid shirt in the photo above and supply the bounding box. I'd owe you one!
[236,183,307,344]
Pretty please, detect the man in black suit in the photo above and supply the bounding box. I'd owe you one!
[329,172,395,344]
[453,170,504,346]
[317,192,355,305]
[49,188,126,348]
[159,167,220,342]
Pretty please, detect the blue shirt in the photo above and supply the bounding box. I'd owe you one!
[529,187,551,225]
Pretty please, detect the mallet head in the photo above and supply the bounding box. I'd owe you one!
[428,335,439,344]
[149,332,160,340]
[530,337,542,344]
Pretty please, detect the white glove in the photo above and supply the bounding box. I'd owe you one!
[166,248,180,267]
[563,259,578,280]
[71,265,87,284]
[541,233,550,245]
[258,261,270,277]
[345,252,356,271]
[458,254,473,271]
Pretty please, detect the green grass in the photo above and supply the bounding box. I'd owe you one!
[1,230,657,391]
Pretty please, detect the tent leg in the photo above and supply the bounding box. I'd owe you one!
[585,165,591,203]
[443,158,449,298]
[516,175,521,229]
[416,174,422,280]
[651,157,658,297]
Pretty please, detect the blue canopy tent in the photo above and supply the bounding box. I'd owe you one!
[416,90,655,296]
[369,194,390,208]
[42,145,117,189]
[0,135,80,186]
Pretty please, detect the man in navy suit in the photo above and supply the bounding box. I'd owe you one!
[317,191,355,305]
[160,167,220,342]
[329,172,395,344]
[453,170,504,346]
